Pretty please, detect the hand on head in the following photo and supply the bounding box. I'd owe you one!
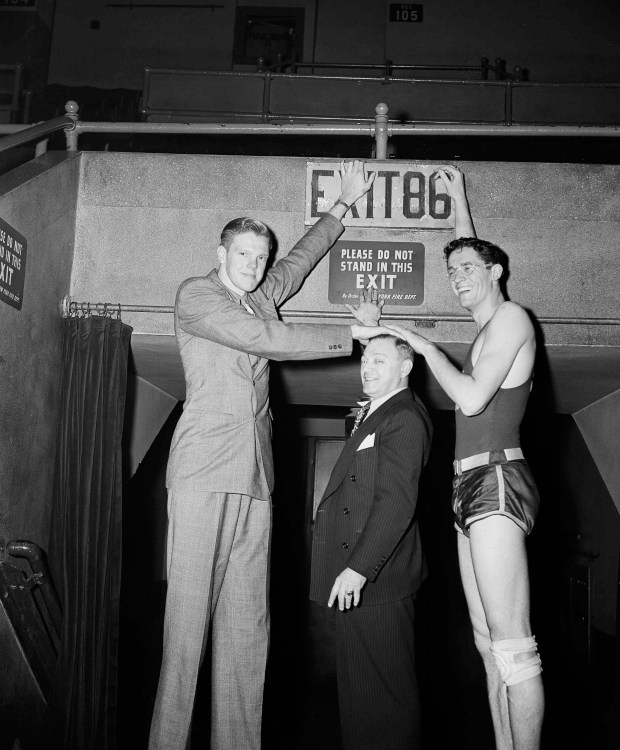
[351,324,394,343]
[383,323,430,355]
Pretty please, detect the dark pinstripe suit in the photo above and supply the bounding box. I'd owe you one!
[310,388,432,750]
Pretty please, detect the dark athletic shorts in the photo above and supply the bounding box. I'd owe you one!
[452,459,540,537]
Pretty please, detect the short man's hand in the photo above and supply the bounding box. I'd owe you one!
[345,290,384,326]
[433,165,466,200]
[328,568,368,611]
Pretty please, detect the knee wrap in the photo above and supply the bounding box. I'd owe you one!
[490,636,542,686]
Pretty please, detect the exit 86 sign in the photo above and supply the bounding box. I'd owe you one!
[305,162,453,228]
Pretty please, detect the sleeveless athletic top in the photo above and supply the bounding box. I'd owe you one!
[455,344,532,460]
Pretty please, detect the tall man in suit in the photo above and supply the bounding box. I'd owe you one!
[148,161,385,750]
[309,334,432,750]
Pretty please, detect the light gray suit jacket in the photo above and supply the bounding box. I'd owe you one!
[166,213,352,500]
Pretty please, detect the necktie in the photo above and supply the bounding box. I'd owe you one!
[241,299,255,315]
[351,401,371,435]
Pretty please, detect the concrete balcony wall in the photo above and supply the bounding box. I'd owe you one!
[70,152,619,349]
[0,153,79,548]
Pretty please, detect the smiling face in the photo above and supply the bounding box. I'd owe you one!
[360,337,412,400]
[447,246,498,310]
[217,231,270,294]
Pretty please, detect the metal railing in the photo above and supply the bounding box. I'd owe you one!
[2,100,620,162]
[0,100,616,331]
[140,66,620,127]
[0,109,77,157]
[257,56,524,82]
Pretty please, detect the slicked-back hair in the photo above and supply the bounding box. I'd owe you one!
[367,334,415,367]
[443,236,509,276]
[220,217,273,251]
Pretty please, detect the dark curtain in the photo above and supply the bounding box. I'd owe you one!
[47,314,132,750]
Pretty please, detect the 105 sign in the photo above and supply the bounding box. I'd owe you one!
[389,4,423,22]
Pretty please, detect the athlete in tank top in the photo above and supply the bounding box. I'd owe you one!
[455,345,532,459]
[382,166,545,750]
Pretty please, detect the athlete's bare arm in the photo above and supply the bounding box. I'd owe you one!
[435,166,476,239]
[387,303,535,415]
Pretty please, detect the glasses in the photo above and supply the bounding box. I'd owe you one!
[447,262,493,280]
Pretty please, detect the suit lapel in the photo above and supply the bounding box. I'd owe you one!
[319,390,413,504]
[210,272,272,376]
[249,291,279,320]
[321,414,373,500]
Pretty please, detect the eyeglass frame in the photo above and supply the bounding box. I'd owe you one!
[446,261,494,280]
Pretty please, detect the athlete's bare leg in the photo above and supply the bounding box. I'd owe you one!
[458,515,544,750]
[458,528,513,750]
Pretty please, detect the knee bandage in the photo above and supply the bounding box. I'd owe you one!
[490,636,542,686]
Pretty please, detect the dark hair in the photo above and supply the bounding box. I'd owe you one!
[443,237,509,276]
[220,217,273,250]
[368,334,414,365]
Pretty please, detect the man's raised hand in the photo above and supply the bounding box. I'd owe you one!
[346,290,384,326]
[328,160,376,220]
[433,165,466,199]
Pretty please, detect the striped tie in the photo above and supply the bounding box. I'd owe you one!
[351,401,371,435]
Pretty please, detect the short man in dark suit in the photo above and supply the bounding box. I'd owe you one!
[309,333,432,750]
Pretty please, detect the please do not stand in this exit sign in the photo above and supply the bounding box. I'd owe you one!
[329,240,425,307]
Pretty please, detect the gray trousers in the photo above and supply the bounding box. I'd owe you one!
[148,490,271,750]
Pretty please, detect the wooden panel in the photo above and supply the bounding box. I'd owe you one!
[269,75,506,121]
[574,389,620,514]
[512,83,620,125]
[143,69,265,118]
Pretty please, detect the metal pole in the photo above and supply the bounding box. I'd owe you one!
[374,102,389,159]
[12,64,23,123]
[74,120,377,135]
[261,73,272,123]
[505,80,513,125]
[64,101,80,151]
[68,115,620,139]
[384,122,620,137]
